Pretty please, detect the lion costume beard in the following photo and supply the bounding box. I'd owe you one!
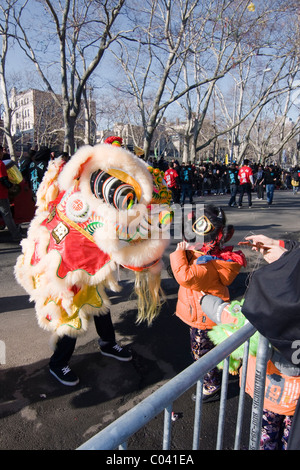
[15,143,172,344]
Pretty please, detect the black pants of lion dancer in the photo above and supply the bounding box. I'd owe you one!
[49,311,115,369]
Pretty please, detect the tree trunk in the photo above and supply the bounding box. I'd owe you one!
[182,137,190,163]
[143,125,156,160]
[64,114,76,155]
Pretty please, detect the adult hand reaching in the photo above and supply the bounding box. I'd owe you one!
[244,234,286,263]
[244,234,279,248]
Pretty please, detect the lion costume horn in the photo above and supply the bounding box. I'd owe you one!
[15,141,173,343]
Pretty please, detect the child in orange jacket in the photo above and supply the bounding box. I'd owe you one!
[170,205,246,399]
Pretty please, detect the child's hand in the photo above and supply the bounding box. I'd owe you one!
[176,241,189,251]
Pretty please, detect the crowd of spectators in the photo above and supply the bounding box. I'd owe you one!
[145,155,300,203]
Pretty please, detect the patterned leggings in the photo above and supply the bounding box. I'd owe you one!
[260,410,293,450]
[190,328,221,393]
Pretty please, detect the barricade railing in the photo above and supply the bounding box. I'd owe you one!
[77,322,269,451]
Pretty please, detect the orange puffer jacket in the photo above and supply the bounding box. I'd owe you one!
[170,247,246,330]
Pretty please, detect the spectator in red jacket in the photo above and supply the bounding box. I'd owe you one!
[164,163,180,204]
[238,159,254,208]
[0,146,24,242]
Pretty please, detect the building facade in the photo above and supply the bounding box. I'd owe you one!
[9,88,96,154]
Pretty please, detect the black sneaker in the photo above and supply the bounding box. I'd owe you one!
[99,342,132,362]
[49,365,79,386]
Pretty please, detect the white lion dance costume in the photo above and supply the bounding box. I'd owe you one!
[15,141,172,346]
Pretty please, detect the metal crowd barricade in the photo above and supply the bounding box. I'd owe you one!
[77,322,269,451]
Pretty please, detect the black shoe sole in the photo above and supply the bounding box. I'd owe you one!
[100,350,133,362]
[49,369,79,386]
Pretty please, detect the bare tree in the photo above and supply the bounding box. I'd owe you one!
[14,0,127,154]
[176,1,300,163]
[112,0,210,158]
[3,0,300,162]
[249,80,300,165]
[213,14,300,164]
[111,0,300,161]
[0,0,23,159]
[32,91,64,149]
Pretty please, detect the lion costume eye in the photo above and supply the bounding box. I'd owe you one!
[90,170,138,210]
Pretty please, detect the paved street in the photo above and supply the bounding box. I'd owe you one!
[1,190,300,451]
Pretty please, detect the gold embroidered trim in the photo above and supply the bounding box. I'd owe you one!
[56,208,96,244]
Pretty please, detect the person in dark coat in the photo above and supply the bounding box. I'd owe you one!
[28,147,51,200]
[19,149,36,185]
[200,233,300,449]
[243,234,300,450]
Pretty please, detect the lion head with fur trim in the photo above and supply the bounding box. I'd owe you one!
[15,143,172,343]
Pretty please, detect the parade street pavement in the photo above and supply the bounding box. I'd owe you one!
[1,191,300,451]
